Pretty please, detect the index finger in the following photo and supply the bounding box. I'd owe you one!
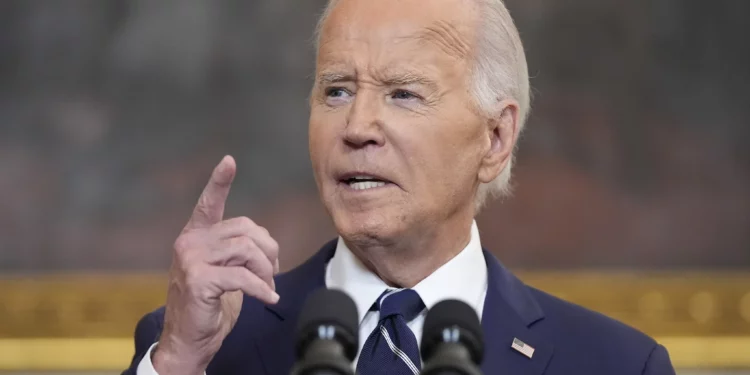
[185,155,237,230]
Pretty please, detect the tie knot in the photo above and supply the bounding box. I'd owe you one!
[374,289,425,322]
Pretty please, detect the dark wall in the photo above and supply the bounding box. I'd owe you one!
[0,0,748,271]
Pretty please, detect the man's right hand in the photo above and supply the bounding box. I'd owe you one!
[152,156,280,375]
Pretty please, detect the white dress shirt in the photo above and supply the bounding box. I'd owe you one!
[137,221,488,374]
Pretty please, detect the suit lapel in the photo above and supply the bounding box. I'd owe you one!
[252,243,554,375]
[254,240,336,375]
[480,250,554,375]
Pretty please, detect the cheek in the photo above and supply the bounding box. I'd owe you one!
[308,118,334,183]
[415,121,484,195]
[309,110,340,160]
[398,137,459,197]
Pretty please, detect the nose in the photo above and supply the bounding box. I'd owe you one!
[343,91,385,149]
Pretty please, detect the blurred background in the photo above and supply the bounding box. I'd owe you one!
[0,0,748,373]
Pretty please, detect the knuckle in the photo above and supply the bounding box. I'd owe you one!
[259,259,274,278]
[236,235,254,249]
[173,235,191,251]
[243,248,262,267]
[173,235,197,259]
[196,194,212,213]
[174,232,207,259]
[247,256,273,279]
[236,216,256,229]
[268,238,280,258]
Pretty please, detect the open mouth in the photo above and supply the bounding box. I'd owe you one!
[339,175,393,191]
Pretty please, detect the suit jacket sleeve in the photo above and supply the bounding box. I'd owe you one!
[642,344,676,375]
[122,312,163,375]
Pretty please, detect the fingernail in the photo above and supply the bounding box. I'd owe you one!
[271,279,276,291]
[270,292,280,304]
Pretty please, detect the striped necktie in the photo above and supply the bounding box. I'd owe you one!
[357,289,425,375]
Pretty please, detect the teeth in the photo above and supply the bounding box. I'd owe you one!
[349,181,386,190]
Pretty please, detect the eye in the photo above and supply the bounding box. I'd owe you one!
[325,87,351,98]
[391,89,419,101]
[323,87,353,106]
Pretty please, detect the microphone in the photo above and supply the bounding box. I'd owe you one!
[290,288,359,375]
[420,300,484,375]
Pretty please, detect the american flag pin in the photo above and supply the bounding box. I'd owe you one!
[511,337,535,359]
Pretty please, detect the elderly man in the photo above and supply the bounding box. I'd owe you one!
[124,0,675,374]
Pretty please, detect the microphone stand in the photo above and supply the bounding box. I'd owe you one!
[420,343,483,375]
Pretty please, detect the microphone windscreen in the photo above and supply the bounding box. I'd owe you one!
[421,299,484,364]
[295,288,359,360]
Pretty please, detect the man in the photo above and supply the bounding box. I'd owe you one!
[124,0,676,374]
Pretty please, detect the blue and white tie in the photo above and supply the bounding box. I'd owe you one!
[357,289,425,375]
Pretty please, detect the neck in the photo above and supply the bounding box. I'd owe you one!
[344,214,475,288]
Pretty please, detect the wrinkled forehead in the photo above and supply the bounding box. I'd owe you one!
[316,0,479,66]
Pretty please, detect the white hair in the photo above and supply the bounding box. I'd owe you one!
[314,0,530,211]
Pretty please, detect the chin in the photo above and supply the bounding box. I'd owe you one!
[329,205,406,248]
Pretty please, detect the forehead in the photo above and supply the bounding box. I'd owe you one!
[317,0,479,70]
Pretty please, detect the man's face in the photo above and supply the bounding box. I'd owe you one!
[309,0,500,243]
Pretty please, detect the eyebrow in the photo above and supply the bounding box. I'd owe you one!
[317,70,438,90]
[317,72,354,86]
[380,71,437,88]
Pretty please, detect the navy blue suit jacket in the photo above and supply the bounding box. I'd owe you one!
[124,240,675,374]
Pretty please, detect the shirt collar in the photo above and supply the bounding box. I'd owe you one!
[325,221,487,323]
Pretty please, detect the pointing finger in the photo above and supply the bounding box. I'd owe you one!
[186,155,237,230]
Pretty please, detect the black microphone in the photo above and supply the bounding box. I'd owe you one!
[290,288,359,375]
[420,299,484,375]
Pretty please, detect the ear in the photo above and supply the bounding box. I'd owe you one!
[477,99,521,184]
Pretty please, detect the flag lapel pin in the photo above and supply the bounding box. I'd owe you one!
[511,337,535,359]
